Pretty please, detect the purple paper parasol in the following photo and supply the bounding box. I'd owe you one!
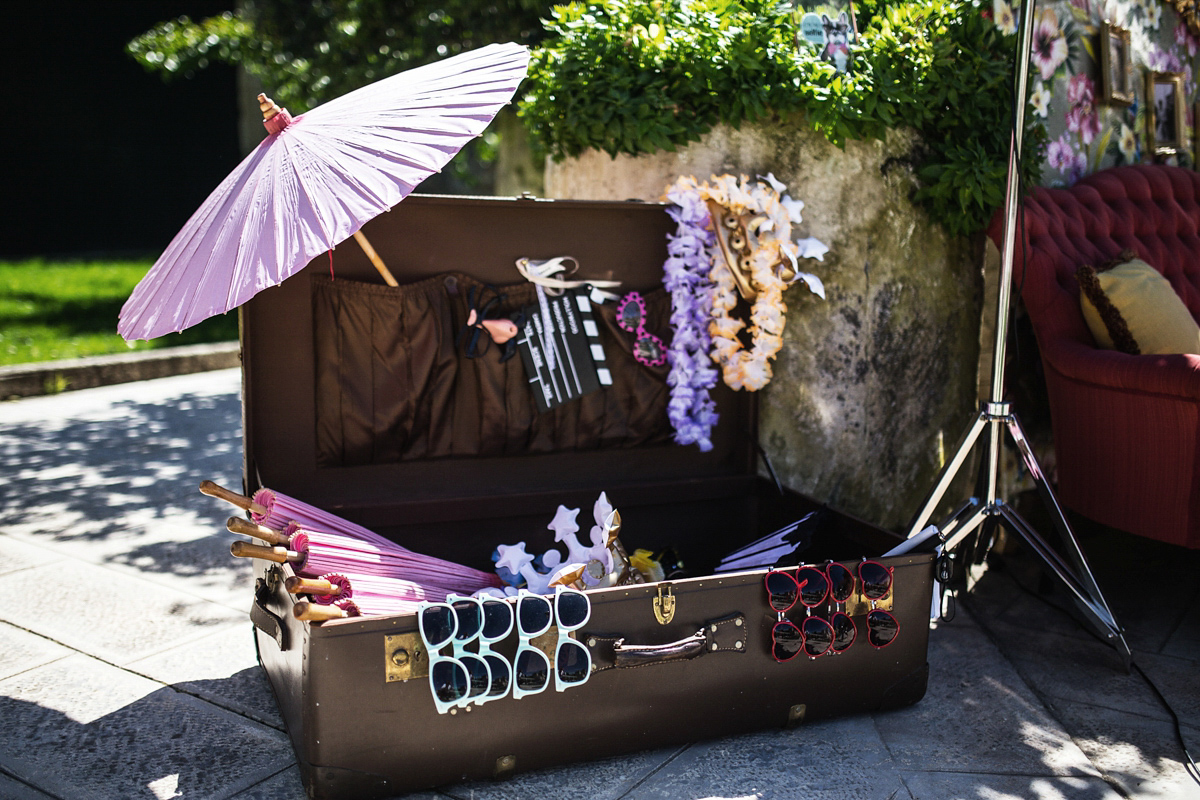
[119,42,530,341]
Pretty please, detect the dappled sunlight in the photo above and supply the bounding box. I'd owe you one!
[0,373,249,593]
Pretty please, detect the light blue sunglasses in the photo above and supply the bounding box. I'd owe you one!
[416,600,470,715]
[553,587,592,692]
[512,590,553,699]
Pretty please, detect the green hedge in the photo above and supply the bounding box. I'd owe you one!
[519,0,1046,237]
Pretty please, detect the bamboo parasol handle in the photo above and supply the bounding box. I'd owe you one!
[229,540,300,564]
[352,230,399,287]
[293,601,347,622]
[226,516,290,547]
[285,575,337,596]
[200,481,267,516]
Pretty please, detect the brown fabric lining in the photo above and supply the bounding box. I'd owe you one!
[312,273,673,466]
[1076,252,1141,355]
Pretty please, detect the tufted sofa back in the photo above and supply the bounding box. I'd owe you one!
[999,165,1200,348]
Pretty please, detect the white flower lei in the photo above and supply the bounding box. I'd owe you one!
[665,173,827,394]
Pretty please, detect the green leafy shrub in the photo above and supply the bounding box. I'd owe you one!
[127,1,549,111]
[520,0,1046,237]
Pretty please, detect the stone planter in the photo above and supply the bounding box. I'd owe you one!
[545,119,983,532]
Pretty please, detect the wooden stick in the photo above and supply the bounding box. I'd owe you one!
[226,516,290,547]
[352,230,399,287]
[200,481,267,516]
[229,540,300,564]
[285,575,337,596]
[293,601,348,622]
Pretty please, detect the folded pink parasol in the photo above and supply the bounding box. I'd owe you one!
[227,517,502,595]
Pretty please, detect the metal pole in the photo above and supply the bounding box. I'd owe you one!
[989,0,1036,405]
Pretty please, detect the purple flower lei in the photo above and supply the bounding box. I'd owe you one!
[663,180,720,452]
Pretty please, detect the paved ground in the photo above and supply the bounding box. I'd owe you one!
[0,368,1196,800]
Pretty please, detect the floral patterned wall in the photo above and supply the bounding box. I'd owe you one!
[991,0,1200,185]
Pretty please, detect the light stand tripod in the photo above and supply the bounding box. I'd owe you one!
[897,0,1132,667]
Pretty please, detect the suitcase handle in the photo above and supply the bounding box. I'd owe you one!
[612,629,707,668]
[586,613,746,672]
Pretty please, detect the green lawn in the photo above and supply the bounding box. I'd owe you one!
[0,259,238,367]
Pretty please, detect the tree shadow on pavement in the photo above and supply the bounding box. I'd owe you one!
[0,387,249,589]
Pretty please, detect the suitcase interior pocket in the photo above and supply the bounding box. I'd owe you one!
[312,273,673,466]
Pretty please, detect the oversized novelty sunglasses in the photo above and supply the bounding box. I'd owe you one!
[553,587,592,692]
[473,596,515,705]
[417,601,470,715]
[615,291,666,367]
[859,559,899,648]
[447,595,495,709]
[764,562,856,612]
[770,615,839,661]
[512,590,553,700]
[765,563,860,660]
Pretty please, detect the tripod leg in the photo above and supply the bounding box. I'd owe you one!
[1005,415,1120,615]
[1000,415,1132,667]
[907,409,991,539]
[995,503,1131,666]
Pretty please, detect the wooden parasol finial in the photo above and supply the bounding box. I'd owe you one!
[258,93,282,121]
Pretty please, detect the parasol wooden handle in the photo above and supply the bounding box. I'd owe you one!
[230,540,300,564]
[293,601,347,622]
[226,516,290,547]
[200,480,267,516]
[351,230,399,287]
[285,575,337,596]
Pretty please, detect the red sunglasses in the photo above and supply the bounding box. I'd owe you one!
[764,563,856,612]
[765,565,857,660]
[858,559,899,648]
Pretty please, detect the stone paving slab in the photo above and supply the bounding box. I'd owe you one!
[1162,602,1200,662]
[873,614,1101,779]
[1050,699,1200,798]
[621,717,906,800]
[0,534,65,577]
[0,620,73,683]
[445,746,682,800]
[899,771,1124,799]
[973,623,1173,722]
[227,767,330,800]
[0,653,293,800]
[128,624,285,729]
[0,773,56,800]
[1,558,244,668]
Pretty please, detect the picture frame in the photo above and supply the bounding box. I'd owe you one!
[1195,101,1200,170]
[1099,22,1133,106]
[1145,71,1186,157]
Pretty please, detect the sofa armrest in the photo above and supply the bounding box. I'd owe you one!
[1039,337,1200,400]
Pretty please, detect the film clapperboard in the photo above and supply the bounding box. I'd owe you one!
[516,288,611,413]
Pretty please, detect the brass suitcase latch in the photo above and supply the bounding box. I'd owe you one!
[653,582,676,625]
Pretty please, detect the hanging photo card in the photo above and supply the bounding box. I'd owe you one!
[516,289,611,413]
[790,0,858,73]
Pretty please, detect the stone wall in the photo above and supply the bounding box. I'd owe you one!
[545,118,984,532]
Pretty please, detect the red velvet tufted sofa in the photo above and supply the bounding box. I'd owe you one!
[988,164,1200,549]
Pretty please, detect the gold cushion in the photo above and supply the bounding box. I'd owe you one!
[1076,253,1200,355]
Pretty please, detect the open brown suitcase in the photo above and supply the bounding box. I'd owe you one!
[237,193,935,799]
